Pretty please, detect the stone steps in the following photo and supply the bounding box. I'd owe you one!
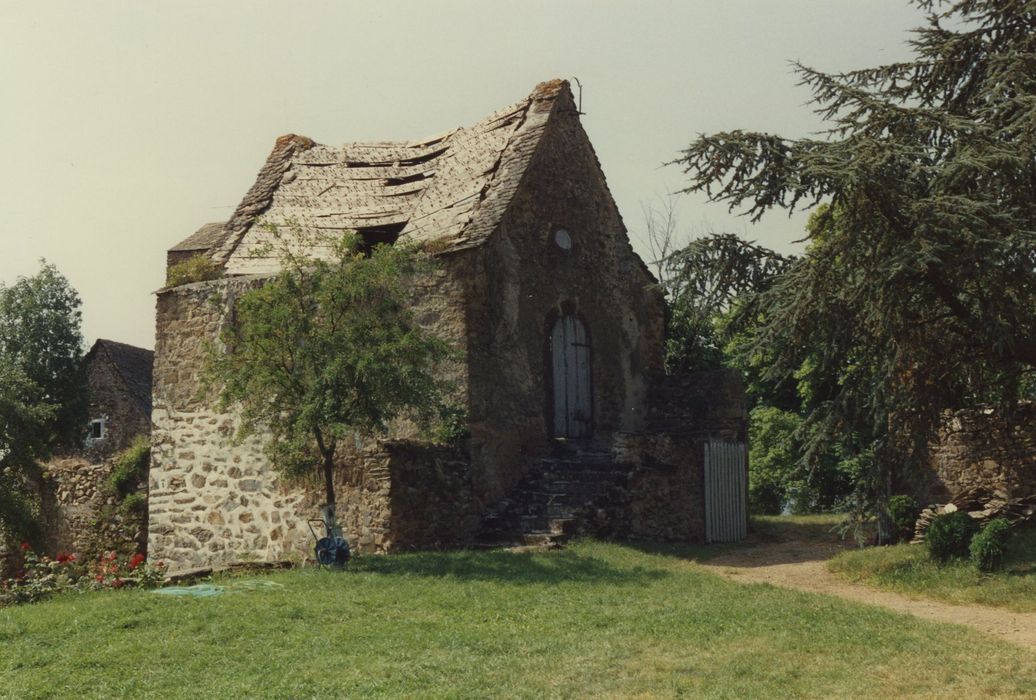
[474,450,631,549]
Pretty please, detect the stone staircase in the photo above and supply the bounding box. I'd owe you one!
[475,442,632,548]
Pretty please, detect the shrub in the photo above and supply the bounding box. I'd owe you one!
[926,511,980,563]
[429,403,470,445]
[166,254,222,288]
[119,492,147,515]
[888,495,920,541]
[970,518,1012,573]
[0,546,165,606]
[108,435,150,497]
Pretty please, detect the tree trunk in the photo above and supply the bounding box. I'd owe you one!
[875,464,895,545]
[322,450,335,509]
[313,426,336,508]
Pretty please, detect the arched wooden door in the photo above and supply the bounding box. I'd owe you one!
[549,315,592,438]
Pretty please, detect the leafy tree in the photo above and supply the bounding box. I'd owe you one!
[0,262,86,540]
[204,233,453,524]
[0,262,87,450]
[674,0,1036,541]
[0,365,54,539]
[655,233,793,373]
[747,405,802,515]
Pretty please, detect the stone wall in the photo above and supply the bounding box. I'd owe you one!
[463,87,665,506]
[150,278,477,572]
[613,432,703,541]
[38,457,148,559]
[382,440,478,549]
[152,278,361,572]
[926,404,1036,504]
[609,370,748,542]
[0,456,148,578]
[648,370,749,442]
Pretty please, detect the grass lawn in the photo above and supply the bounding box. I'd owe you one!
[829,521,1036,613]
[749,513,850,543]
[2,540,1035,699]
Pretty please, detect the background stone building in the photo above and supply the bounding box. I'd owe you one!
[82,339,153,461]
[18,340,154,566]
[150,80,747,573]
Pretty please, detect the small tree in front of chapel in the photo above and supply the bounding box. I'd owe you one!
[204,231,454,538]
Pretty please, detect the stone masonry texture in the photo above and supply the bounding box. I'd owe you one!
[925,404,1036,504]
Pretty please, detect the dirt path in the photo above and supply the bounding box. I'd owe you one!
[698,539,1036,652]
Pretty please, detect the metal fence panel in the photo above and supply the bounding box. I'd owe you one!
[705,440,747,543]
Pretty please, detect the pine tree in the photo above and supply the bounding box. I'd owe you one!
[674,0,1036,539]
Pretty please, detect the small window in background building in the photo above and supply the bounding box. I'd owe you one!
[89,419,104,440]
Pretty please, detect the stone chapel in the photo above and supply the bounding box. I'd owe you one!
[149,80,747,573]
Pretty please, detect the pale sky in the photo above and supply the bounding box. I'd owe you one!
[0,1,920,350]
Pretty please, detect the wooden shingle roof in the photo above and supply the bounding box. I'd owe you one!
[211,79,569,275]
[169,222,230,253]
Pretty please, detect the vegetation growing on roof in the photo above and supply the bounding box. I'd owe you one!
[165,254,222,288]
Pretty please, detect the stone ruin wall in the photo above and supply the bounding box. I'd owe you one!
[926,404,1036,504]
[614,370,748,542]
[39,458,148,559]
[0,457,147,578]
[150,270,475,573]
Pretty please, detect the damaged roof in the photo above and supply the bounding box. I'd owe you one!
[86,340,155,415]
[169,221,230,253]
[199,79,570,275]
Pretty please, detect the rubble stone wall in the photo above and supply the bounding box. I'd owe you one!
[0,457,148,578]
[613,432,703,541]
[151,279,378,572]
[38,458,148,559]
[609,370,748,542]
[463,87,666,506]
[382,440,478,549]
[150,278,477,573]
[926,405,1036,504]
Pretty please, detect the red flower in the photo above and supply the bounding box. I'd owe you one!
[112,578,125,589]
[68,553,76,562]
[56,552,70,563]
[128,553,146,570]
[95,574,104,583]
[19,542,30,551]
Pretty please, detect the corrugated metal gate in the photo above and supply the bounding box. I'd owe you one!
[704,440,748,543]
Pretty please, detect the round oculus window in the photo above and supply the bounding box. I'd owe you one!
[553,228,572,251]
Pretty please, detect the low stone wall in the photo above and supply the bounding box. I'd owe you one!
[648,370,748,441]
[926,404,1036,504]
[604,370,747,543]
[39,458,148,559]
[1,457,148,578]
[613,432,702,541]
[383,440,478,549]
